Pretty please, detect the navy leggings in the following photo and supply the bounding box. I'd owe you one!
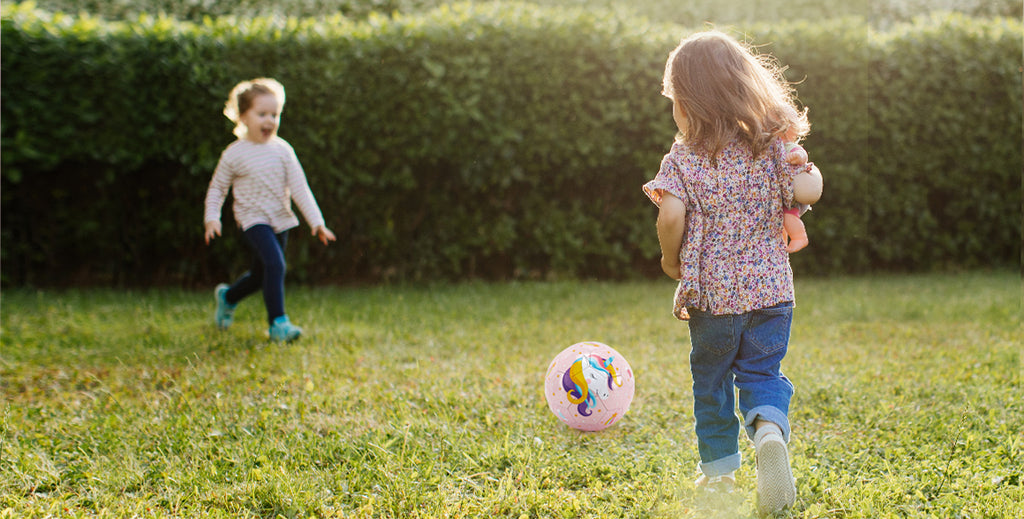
[223,224,288,325]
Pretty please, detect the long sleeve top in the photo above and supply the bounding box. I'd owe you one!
[204,137,325,233]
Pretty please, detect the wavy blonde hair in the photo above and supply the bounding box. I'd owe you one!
[223,78,286,138]
[662,30,808,164]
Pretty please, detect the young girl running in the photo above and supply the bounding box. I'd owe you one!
[642,31,817,513]
[204,78,336,342]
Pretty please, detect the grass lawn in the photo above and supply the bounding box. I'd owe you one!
[1,271,1020,518]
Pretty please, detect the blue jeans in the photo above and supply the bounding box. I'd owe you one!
[687,301,795,478]
[223,225,289,325]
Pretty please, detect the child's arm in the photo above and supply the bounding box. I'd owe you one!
[203,153,234,245]
[656,192,686,280]
[280,141,335,245]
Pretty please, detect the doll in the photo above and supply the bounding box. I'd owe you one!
[782,130,822,253]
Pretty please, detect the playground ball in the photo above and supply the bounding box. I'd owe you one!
[544,341,635,432]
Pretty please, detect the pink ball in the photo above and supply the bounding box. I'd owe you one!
[544,341,635,431]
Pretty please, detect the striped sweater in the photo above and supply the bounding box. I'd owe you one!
[204,137,325,233]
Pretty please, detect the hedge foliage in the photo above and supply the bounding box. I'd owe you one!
[1,3,1021,286]
[7,0,1021,27]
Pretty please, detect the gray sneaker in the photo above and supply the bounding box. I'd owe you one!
[755,427,796,514]
[695,473,736,494]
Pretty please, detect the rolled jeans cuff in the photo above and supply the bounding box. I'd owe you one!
[698,452,742,478]
[744,405,790,443]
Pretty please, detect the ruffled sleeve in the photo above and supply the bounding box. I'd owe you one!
[643,143,688,207]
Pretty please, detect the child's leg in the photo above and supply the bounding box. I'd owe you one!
[733,301,794,441]
[686,309,744,479]
[241,225,289,325]
[224,254,265,306]
[733,301,797,512]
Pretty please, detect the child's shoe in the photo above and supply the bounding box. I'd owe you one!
[754,425,796,514]
[214,283,237,329]
[268,315,302,342]
[695,472,735,494]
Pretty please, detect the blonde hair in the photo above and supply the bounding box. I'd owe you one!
[223,78,286,138]
[662,30,808,163]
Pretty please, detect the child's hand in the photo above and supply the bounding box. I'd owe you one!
[785,144,808,165]
[661,255,682,280]
[313,225,336,246]
[204,221,222,244]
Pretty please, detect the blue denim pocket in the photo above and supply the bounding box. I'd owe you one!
[746,302,793,355]
[689,309,738,357]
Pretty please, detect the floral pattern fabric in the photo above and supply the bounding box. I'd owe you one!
[643,138,807,320]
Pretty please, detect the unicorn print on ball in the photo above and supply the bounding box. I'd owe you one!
[563,353,622,416]
[544,341,635,432]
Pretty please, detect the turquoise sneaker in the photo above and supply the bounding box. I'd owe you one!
[269,315,302,342]
[214,283,237,330]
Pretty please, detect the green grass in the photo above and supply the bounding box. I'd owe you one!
[1,272,1020,518]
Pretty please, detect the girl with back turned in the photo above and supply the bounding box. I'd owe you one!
[643,30,819,513]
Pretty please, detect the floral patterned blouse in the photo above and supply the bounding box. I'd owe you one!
[643,137,807,320]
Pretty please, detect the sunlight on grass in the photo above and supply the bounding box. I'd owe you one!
[1,272,1020,517]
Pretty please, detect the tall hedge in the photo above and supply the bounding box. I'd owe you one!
[9,0,1021,27]
[756,15,1023,273]
[1,3,1020,286]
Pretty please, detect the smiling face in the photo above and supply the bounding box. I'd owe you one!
[239,93,280,143]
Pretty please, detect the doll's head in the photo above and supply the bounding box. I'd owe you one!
[774,103,810,143]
